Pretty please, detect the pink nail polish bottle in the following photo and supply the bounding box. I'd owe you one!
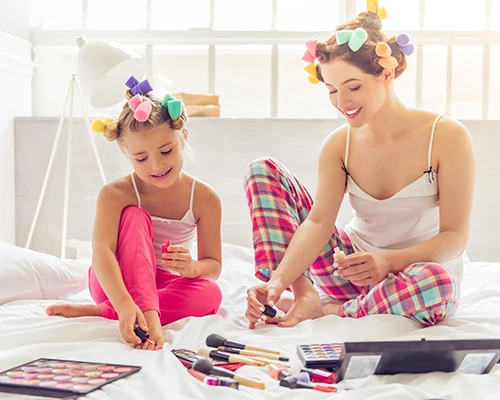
[162,239,171,254]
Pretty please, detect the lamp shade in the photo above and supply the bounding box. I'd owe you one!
[76,36,145,108]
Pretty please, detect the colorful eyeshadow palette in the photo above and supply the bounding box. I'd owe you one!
[299,339,500,381]
[336,338,500,380]
[297,343,343,370]
[0,358,141,398]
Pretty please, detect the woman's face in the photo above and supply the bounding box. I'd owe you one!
[319,59,389,128]
[123,125,187,188]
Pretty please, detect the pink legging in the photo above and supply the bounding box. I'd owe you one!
[88,206,222,325]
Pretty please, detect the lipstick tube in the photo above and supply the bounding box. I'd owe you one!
[300,367,337,384]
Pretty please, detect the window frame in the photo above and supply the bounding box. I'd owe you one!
[31,0,500,119]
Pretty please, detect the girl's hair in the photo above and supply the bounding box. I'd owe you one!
[103,91,188,143]
[316,11,407,82]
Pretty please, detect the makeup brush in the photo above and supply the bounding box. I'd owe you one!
[197,347,266,367]
[192,359,265,390]
[217,346,289,362]
[206,333,281,355]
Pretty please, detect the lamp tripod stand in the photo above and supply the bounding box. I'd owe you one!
[24,73,107,258]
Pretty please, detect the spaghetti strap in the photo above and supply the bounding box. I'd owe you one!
[130,172,142,208]
[189,178,196,211]
[344,126,351,170]
[427,115,443,170]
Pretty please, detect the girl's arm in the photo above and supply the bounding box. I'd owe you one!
[387,118,476,272]
[91,184,135,309]
[193,183,223,280]
[269,128,348,290]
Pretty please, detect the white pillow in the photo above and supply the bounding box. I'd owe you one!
[0,241,88,305]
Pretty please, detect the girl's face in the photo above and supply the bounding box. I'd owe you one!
[319,59,391,128]
[123,125,188,188]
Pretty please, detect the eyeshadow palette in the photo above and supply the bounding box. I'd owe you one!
[336,338,500,381]
[0,358,141,398]
[296,343,343,370]
[298,339,500,381]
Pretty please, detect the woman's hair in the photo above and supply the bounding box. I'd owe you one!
[103,91,188,143]
[316,11,407,82]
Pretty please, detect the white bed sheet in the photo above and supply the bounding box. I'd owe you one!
[1,243,500,400]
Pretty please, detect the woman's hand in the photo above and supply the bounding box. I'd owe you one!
[162,245,200,278]
[115,300,149,346]
[246,280,285,329]
[335,252,392,286]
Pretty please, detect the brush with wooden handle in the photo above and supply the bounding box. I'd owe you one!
[217,346,289,362]
[206,333,281,355]
[198,347,266,367]
[192,359,265,390]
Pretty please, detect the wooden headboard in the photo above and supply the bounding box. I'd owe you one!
[15,117,500,262]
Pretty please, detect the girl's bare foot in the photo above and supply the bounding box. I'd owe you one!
[46,304,101,318]
[322,300,344,316]
[135,310,165,351]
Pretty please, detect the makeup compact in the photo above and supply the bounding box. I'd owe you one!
[0,358,141,398]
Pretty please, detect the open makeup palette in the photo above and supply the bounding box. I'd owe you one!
[297,338,500,381]
[0,358,141,398]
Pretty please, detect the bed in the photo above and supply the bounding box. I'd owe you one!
[1,242,500,400]
[3,117,500,399]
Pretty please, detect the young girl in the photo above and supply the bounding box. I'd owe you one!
[244,5,475,329]
[47,78,223,350]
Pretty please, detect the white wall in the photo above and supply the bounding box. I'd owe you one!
[14,118,500,263]
[0,0,31,40]
[0,3,33,243]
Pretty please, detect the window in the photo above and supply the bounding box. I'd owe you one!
[30,0,500,119]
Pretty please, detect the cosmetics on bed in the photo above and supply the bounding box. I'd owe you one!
[197,347,266,367]
[300,367,337,384]
[171,348,244,371]
[192,359,265,390]
[217,346,289,362]
[0,358,141,398]
[279,376,336,392]
[296,343,343,370]
[297,339,500,381]
[206,333,281,355]
[187,368,239,389]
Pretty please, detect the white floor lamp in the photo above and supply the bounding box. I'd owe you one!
[25,37,145,258]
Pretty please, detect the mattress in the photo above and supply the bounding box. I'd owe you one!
[1,243,499,400]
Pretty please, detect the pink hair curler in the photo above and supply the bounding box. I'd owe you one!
[128,94,152,122]
[301,39,318,63]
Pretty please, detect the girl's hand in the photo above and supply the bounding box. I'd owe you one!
[115,300,149,346]
[335,252,392,286]
[246,280,285,329]
[162,245,200,278]
[134,310,165,351]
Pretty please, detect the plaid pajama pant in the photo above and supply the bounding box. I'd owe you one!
[244,157,460,326]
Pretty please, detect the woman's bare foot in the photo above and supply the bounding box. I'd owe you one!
[46,303,101,318]
[275,296,294,314]
[135,310,165,351]
[322,300,344,316]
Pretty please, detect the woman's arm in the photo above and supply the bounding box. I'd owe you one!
[193,182,223,280]
[387,118,476,272]
[270,129,348,290]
